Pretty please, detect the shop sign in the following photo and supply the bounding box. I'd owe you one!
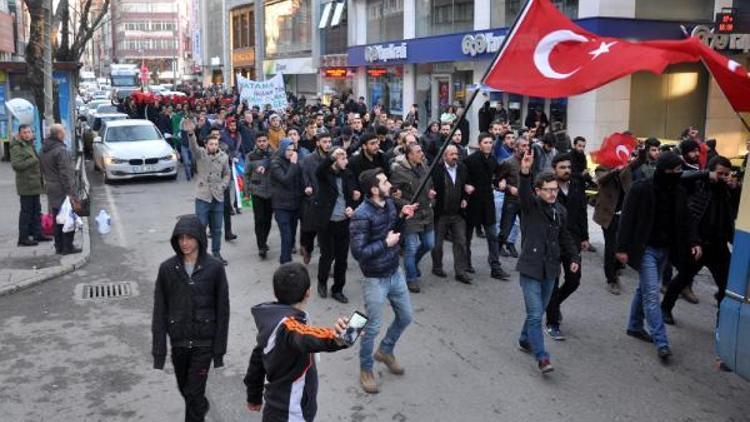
[263,57,316,75]
[461,32,504,57]
[692,24,750,52]
[367,68,388,77]
[365,43,407,63]
[322,67,349,79]
[233,49,255,67]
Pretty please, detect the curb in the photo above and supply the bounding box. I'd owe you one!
[0,217,91,297]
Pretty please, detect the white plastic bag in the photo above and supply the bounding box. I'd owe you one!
[56,197,72,225]
[95,209,111,234]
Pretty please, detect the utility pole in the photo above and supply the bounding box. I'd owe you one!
[42,0,54,133]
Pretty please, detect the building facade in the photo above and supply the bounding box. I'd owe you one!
[222,0,748,157]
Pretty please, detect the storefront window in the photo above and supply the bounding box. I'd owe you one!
[368,67,403,115]
[416,0,474,37]
[635,0,713,22]
[366,0,404,44]
[491,0,577,28]
[321,2,348,54]
[265,0,312,58]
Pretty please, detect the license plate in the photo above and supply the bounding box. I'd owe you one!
[131,165,153,173]
[131,165,141,172]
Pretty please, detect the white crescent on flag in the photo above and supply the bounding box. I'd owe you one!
[615,145,630,161]
[533,29,589,79]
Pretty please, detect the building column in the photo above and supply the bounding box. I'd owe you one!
[566,76,632,150]
[354,67,367,103]
[350,0,367,101]
[403,0,415,40]
[402,64,416,118]
[467,61,484,148]
[474,0,491,30]
[255,0,266,80]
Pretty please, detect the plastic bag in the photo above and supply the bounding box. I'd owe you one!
[95,209,111,234]
[41,213,55,236]
[56,197,72,225]
[58,196,83,233]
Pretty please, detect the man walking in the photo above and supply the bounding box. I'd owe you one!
[187,123,231,265]
[152,214,230,422]
[544,154,589,340]
[300,134,333,264]
[310,148,356,303]
[464,132,510,280]
[391,143,435,293]
[40,124,80,255]
[271,139,304,264]
[350,168,416,394]
[431,145,472,284]
[245,132,274,259]
[516,150,580,373]
[496,136,530,258]
[616,152,701,361]
[11,124,50,246]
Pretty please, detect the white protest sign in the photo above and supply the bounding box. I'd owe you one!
[237,73,288,110]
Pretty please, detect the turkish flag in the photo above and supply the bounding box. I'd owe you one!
[695,41,750,112]
[483,0,701,98]
[590,132,638,168]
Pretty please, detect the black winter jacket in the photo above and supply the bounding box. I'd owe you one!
[431,161,469,218]
[464,151,498,227]
[616,178,699,271]
[307,156,357,232]
[557,177,589,245]
[152,215,230,369]
[515,173,580,281]
[270,143,304,211]
[244,303,345,422]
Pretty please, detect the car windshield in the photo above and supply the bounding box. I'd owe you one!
[102,115,126,122]
[106,125,161,143]
[89,102,106,110]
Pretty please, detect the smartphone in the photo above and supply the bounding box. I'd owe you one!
[340,311,368,346]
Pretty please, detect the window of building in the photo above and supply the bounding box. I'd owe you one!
[232,14,241,49]
[241,13,249,48]
[321,1,348,54]
[366,0,404,44]
[265,0,312,57]
[635,0,713,22]
[416,0,474,37]
[490,0,577,28]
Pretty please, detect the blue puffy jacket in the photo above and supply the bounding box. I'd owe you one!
[349,198,401,278]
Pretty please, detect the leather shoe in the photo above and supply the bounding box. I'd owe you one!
[681,287,699,304]
[225,233,238,241]
[662,309,676,325]
[34,235,53,242]
[455,274,472,284]
[331,291,349,303]
[407,282,421,293]
[302,247,311,265]
[658,346,672,361]
[466,266,476,274]
[507,244,519,258]
[626,329,653,343]
[317,282,327,298]
[491,267,511,280]
[60,247,82,255]
[18,239,39,247]
[431,268,447,278]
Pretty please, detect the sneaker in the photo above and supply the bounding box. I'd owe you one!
[491,267,511,280]
[431,268,447,278]
[626,329,653,343]
[545,325,566,341]
[657,346,672,361]
[518,340,532,354]
[607,281,621,296]
[681,287,699,304]
[407,281,421,293]
[455,274,473,285]
[212,252,228,266]
[507,244,519,258]
[374,349,404,375]
[360,370,379,394]
[538,358,554,373]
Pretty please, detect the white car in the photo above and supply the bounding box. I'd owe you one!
[93,119,178,183]
[83,99,110,120]
[95,104,119,115]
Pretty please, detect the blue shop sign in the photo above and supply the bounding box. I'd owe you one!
[348,17,697,67]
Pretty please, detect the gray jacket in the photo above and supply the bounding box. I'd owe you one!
[245,146,275,199]
[390,156,434,233]
[40,137,76,210]
[188,131,230,203]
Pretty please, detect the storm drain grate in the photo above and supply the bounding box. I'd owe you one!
[77,282,137,301]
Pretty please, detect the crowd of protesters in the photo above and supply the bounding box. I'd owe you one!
[137,84,748,421]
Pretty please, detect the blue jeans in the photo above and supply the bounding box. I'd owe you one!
[403,229,435,282]
[519,274,556,361]
[359,269,413,371]
[195,198,223,254]
[628,246,669,349]
[494,191,520,244]
[274,209,298,264]
[180,144,193,181]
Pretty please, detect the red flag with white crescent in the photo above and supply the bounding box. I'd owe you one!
[591,132,638,168]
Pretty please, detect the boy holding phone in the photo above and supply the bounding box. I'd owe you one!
[244,263,351,421]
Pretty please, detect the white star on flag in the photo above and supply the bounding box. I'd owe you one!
[588,41,618,60]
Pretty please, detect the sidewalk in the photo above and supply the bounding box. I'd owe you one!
[0,162,90,296]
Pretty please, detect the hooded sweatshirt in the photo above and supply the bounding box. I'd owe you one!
[152,215,230,369]
[270,139,304,210]
[243,302,345,422]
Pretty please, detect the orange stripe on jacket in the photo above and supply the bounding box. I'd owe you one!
[283,318,337,340]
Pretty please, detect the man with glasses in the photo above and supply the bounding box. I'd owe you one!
[516,150,579,374]
[544,153,589,341]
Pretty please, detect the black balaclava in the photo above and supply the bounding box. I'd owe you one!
[654,152,683,188]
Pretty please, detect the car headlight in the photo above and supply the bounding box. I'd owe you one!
[160,153,177,161]
[104,155,128,165]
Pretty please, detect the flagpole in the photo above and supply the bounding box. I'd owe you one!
[397,0,535,228]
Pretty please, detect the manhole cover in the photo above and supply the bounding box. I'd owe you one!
[75,282,138,301]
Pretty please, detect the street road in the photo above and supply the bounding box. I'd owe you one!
[1,165,748,421]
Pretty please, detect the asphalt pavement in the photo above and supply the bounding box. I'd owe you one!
[0,163,748,422]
